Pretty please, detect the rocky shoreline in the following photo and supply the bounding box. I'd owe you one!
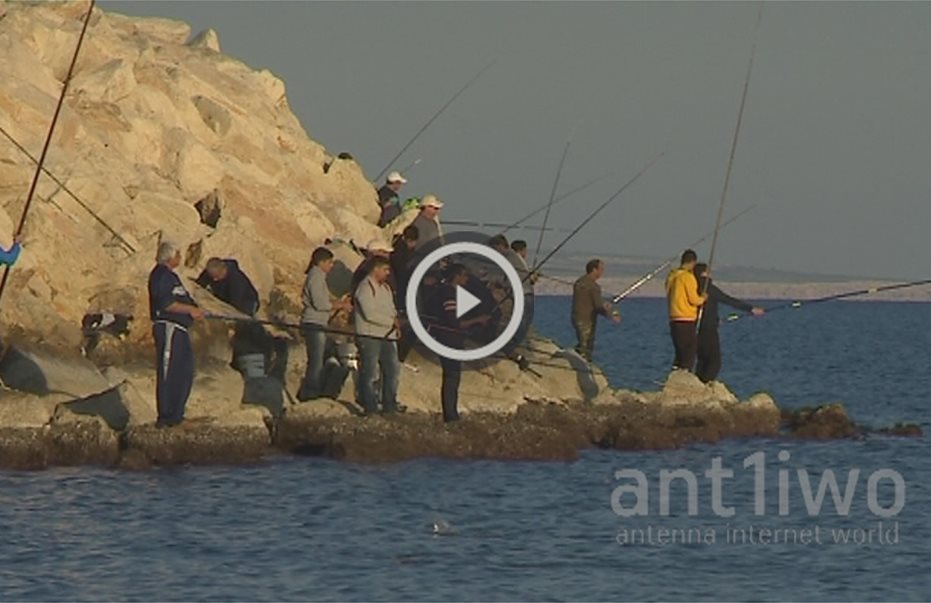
[0,338,920,471]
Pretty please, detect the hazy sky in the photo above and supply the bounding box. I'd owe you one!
[104,1,931,279]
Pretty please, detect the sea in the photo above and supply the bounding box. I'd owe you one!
[1,298,928,601]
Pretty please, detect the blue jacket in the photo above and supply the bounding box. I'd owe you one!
[0,242,21,266]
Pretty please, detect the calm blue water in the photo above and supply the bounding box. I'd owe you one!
[1,298,928,601]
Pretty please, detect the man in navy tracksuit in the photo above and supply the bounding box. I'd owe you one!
[148,241,204,428]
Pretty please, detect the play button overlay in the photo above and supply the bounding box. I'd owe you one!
[455,286,481,318]
[406,241,525,362]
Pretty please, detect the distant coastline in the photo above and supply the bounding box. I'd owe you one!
[536,275,931,302]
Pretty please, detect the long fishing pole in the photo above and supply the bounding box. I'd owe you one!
[500,167,622,236]
[373,59,496,183]
[532,130,575,269]
[0,124,136,255]
[531,151,665,276]
[0,0,95,307]
[440,219,571,233]
[724,279,931,323]
[611,204,756,303]
[696,5,763,333]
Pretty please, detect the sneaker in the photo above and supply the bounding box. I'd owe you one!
[382,403,408,415]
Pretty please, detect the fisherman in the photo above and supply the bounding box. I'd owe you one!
[693,262,764,383]
[390,225,419,308]
[571,259,620,362]
[195,257,259,316]
[354,256,404,415]
[489,234,534,370]
[148,241,204,428]
[0,235,21,266]
[194,257,287,379]
[298,247,352,401]
[510,239,528,259]
[665,249,707,372]
[377,171,408,227]
[412,194,444,251]
[435,263,492,422]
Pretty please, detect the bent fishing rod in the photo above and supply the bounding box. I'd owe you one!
[696,4,763,334]
[485,151,665,315]
[610,204,756,303]
[724,278,931,323]
[373,59,496,183]
[0,0,96,307]
[532,128,576,270]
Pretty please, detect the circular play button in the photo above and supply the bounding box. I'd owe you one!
[405,241,526,362]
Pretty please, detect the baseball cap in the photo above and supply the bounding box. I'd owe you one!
[386,171,408,184]
[419,194,444,209]
[365,238,392,253]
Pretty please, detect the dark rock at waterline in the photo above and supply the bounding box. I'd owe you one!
[275,398,785,462]
[782,403,862,439]
[0,422,120,470]
[121,421,272,468]
[875,423,923,438]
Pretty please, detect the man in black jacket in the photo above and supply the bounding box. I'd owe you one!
[693,263,764,383]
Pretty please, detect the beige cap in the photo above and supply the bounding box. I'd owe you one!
[365,238,392,253]
[419,194,444,209]
[386,171,408,184]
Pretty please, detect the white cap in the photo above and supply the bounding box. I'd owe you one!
[386,171,408,184]
[365,238,392,253]
[419,194,444,209]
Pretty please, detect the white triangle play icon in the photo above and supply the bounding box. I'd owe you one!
[455,285,481,319]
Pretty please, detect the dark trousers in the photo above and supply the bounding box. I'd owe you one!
[670,320,698,371]
[153,322,194,425]
[440,356,462,422]
[696,327,722,383]
[298,324,329,400]
[573,320,596,362]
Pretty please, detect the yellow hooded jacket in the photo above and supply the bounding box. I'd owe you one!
[665,267,705,321]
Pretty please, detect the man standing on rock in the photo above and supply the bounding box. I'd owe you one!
[489,234,534,370]
[693,262,764,383]
[149,241,205,428]
[377,171,408,227]
[412,194,444,252]
[435,263,492,422]
[354,256,404,415]
[571,259,620,362]
[665,249,707,372]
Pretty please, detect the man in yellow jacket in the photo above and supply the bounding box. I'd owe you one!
[665,249,707,372]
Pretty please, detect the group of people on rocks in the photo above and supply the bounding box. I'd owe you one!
[145,173,762,429]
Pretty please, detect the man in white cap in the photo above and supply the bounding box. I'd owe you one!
[377,171,408,227]
[412,194,444,252]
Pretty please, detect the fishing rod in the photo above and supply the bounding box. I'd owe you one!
[696,4,763,333]
[0,124,136,255]
[532,129,575,270]
[397,158,422,176]
[373,59,496,183]
[440,219,571,233]
[610,204,756,303]
[0,0,96,307]
[725,278,931,323]
[531,151,665,277]
[500,167,622,236]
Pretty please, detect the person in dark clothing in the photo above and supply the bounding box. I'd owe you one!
[149,241,204,428]
[391,225,420,362]
[376,171,408,227]
[195,257,285,378]
[435,263,491,422]
[571,259,620,361]
[693,263,764,383]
